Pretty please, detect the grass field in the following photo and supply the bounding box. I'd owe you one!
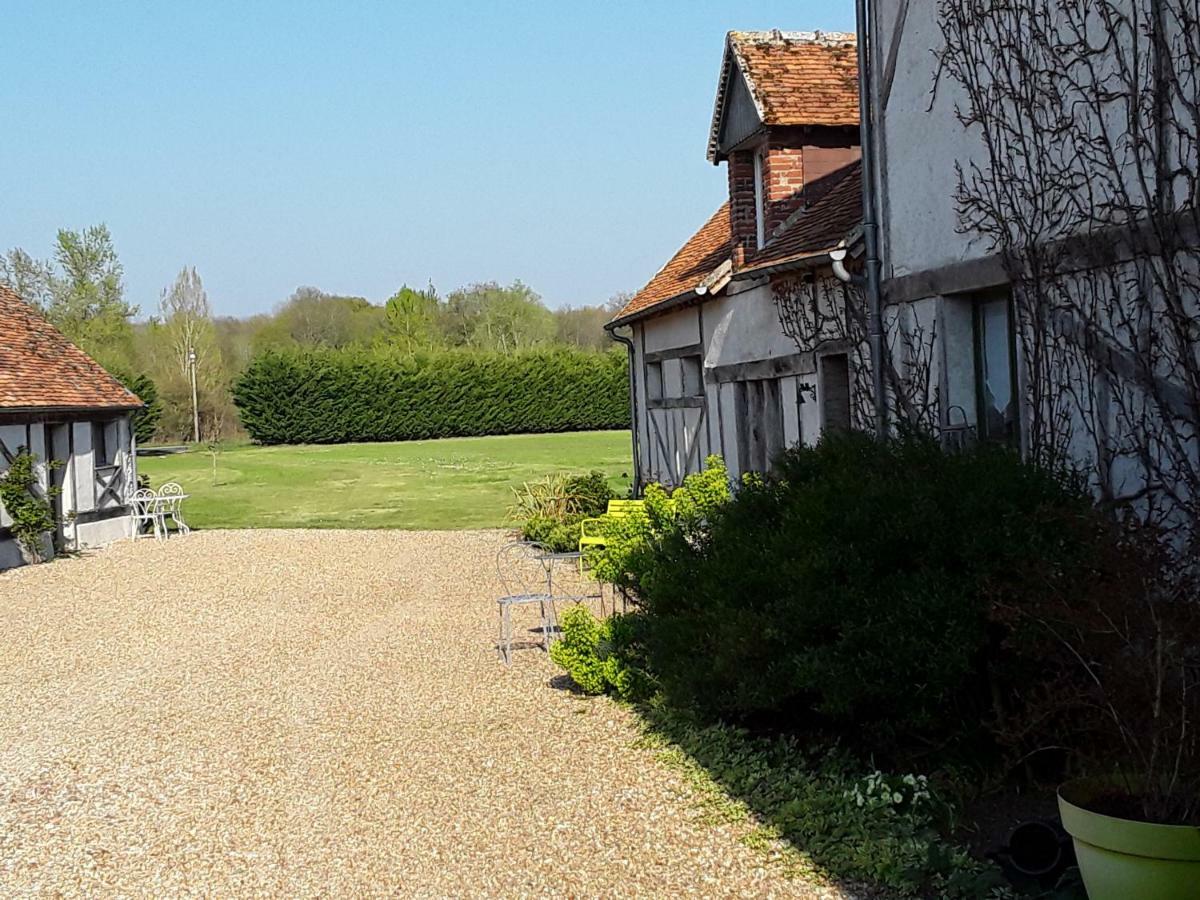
[137,431,632,530]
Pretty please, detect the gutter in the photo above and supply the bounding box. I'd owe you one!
[731,248,836,281]
[855,0,888,436]
[605,287,708,330]
[0,403,142,418]
[605,325,643,496]
[696,258,734,296]
[611,241,860,329]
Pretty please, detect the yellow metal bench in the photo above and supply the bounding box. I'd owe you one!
[579,499,647,556]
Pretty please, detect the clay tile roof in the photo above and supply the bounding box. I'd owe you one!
[746,159,863,270]
[0,285,142,413]
[610,202,731,324]
[709,31,859,160]
[610,164,862,325]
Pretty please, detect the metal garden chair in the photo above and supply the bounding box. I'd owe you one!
[130,488,165,540]
[496,540,557,666]
[157,482,191,535]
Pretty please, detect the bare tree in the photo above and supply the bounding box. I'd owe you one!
[160,267,216,379]
[0,248,55,309]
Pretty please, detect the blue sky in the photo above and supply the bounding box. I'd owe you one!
[1,1,854,318]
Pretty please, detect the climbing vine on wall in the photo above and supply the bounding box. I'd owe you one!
[936,0,1200,549]
[0,448,59,563]
[771,272,938,433]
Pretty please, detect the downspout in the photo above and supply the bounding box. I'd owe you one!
[606,324,643,496]
[856,0,888,437]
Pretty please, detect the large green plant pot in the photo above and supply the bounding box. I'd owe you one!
[1059,778,1200,899]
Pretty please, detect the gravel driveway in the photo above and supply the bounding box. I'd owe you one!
[0,530,847,898]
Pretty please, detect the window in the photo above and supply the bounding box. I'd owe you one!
[753,148,766,249]
[92,419,118,466]
[681,355,704,397]
[646,361,664,401]
[819,353,852,433]
[973,290,1019,444]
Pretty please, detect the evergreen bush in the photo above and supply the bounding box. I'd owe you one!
[232,346,630,444]
[600,433,1099,753]
[110,369,163,445]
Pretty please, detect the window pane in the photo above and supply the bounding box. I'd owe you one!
[820,353,852,433]
[92,421,108,466]
[977,298,1015,440]
[646,361,663,400]
[681,355,703,397]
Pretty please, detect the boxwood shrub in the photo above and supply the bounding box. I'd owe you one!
[233,346,629,444]
[604,432,1098,753]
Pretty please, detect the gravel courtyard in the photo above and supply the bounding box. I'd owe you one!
[0,530,848,898]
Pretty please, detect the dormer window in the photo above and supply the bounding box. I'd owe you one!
[753,147,766,249]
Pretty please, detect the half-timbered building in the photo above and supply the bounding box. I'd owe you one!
[608,30,866,486]
[0,285,141,568]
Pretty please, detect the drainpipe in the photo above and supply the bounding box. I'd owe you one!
[856,0,888,437]
[606,324,642,496]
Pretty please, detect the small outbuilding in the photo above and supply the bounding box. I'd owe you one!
[0,285,142,568]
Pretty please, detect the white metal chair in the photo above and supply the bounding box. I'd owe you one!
[130,488,165,540]
[496,541,557,666]
[157,482,190,535]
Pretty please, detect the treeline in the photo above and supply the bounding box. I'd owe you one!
[0,224,629,443]
[234,347,630,444]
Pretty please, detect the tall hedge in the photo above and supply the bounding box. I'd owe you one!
[233,346,630,444]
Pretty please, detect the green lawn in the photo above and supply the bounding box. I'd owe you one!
[137,431,633,530]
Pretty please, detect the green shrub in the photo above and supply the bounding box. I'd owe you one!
[562,471,612,517]
[521,514,580,554]
[512,470,615,553]
[232,346,630,444]
[612,433,1096,752]
[590,455,730,587]
[549,605,652,701]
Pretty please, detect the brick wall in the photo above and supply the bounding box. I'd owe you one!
[763,141,806,236]
[726,127,861,255]
[727,150,758,257]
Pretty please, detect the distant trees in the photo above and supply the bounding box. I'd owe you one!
[160,267,217,379]
[109,369,163,445]
[0,224,137,369]
[257,286,386,350]
[0,248,55,309]
[152,267,231,441]
[385,283,440,351]
[1,224,631,444]
[442,280,555,351]
[554,293,633,350]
